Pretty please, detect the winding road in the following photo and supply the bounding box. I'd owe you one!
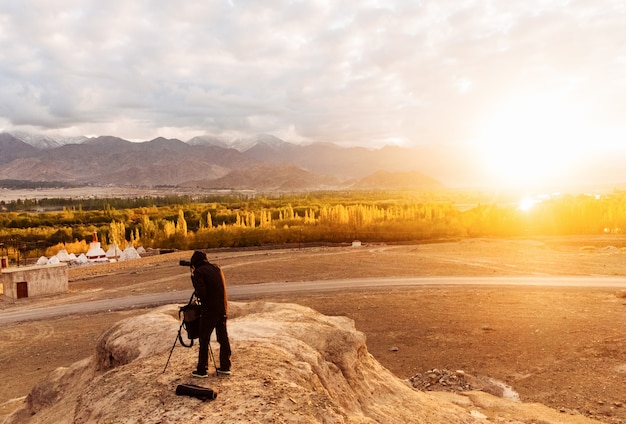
[2,275,626,325]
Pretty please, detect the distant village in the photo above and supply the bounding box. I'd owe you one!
[35,231,145,267]
[1,231,150,299]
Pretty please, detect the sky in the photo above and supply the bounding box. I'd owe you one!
[1,0,626,189]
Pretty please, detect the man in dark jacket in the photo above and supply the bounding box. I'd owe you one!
[189,250,231,377]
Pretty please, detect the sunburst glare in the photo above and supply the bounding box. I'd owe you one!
[474,94,590,189]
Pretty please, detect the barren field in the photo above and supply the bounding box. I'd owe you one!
[2,236,626,423]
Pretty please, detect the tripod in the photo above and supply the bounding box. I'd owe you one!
[163,292,219,374]
[163,291,196,374]
[163,320,184,373]
[163,324,218,374]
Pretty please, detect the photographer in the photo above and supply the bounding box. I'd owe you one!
[189,250,231,377]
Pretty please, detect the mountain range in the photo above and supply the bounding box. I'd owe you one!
[0,132,445,191]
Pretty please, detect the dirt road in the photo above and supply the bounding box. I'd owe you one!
[3,276,626,325]
[2,237,626,423]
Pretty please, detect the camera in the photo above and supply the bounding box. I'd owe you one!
[179,260,192,267]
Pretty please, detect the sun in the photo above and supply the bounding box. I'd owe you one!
[473,94,589,189]
[518,196,537,212]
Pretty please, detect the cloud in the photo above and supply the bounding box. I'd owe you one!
[0,0,625,148]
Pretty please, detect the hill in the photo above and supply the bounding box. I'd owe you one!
[181,164,342,191]
[4,301,602,424]
[350,170,443,190]
[0,133,38,165]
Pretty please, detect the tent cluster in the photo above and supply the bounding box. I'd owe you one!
[36,244,146,267]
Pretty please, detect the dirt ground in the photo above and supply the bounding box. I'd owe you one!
[2,236,626,423]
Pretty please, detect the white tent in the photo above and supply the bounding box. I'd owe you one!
[47,256,60,265]
[120,245,141,261]
[68,253,77,261]
[75,253,88,264]
[136,246,146,254]
[36,256,48,265]
[55,249,72,262]
[106,244,123,259]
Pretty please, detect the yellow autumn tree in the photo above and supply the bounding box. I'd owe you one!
[109,220,127,248]
[176,209,188,235]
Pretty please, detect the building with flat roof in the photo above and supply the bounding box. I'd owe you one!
[0,263,68,299]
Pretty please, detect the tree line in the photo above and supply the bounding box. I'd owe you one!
[1,190,625,259]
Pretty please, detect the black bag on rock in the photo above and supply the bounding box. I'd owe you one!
[176,384,217,401]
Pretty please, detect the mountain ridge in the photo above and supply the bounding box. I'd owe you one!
[0,132,445,191]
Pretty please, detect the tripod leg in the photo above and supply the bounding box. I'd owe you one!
[209,340,218,375]
[163,323,183,373]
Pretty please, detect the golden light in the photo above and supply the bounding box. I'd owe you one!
[474,94,589,189]
[518,197,537,212]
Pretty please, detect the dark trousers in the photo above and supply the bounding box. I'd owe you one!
[197,314,231,372]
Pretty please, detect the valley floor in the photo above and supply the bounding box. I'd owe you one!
[2,236,626,423]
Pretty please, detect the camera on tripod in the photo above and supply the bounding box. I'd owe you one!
[179,260,192,267]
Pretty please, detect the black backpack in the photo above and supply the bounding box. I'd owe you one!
[162,292,204,374]
[178,294,201,347]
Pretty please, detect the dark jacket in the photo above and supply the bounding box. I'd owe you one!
[191,261,228,319]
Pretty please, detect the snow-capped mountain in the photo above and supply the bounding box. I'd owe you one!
[9,131,88,149]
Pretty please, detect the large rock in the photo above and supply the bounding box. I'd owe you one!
[95,312,175,370]
[6,302,602,424]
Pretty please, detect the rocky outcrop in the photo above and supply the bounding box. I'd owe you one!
[6,302,602,424]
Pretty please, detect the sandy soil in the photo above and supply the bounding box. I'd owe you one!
[2,236,626,423]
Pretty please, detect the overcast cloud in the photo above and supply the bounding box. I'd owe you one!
[1,0,625,150]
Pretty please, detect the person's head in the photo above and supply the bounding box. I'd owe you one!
[190,250,208,268]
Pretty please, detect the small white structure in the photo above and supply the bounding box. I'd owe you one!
[86,231,108,262]
[47,256,61,265]
[0,263,68,299]
[351,240,362,247]
[36,256,48,265]
[75,254,88,264]
[55,249,72,262]
[120,245,141,261]
[106,244,123,259]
